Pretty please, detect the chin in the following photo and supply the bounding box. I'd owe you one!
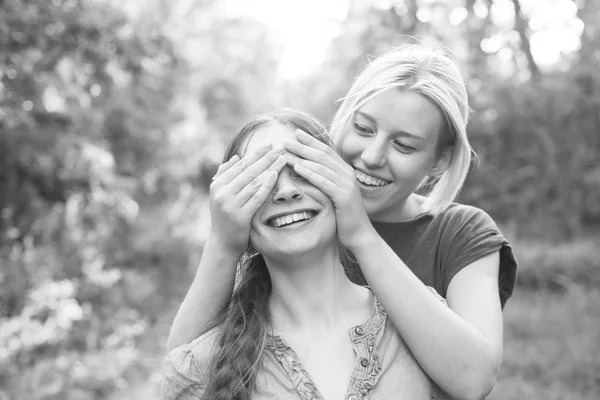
[263,235,337,260]
[363,200,383,218]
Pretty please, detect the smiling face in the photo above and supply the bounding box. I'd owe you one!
[243,122,337,259]
[338,89,446,222]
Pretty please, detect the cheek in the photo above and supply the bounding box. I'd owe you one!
[321,199,339,232]
[248,217,263,251]
[385,153,408,174]
[387,154,428,180]
[339,133,363,160]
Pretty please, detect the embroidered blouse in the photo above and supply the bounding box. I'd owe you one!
[161,299,437,399]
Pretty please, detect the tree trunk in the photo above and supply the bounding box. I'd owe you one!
[511,0,540,79]
[404,0,419,35]
[465,0,492,80]
[574,0,600,137]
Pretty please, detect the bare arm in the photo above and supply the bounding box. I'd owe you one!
[286,131,503,400]
[166,144,286,351]
[166,238,239,351]
[350,232,502,400]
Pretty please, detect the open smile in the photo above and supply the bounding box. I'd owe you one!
[354,169,391,187]
[267,210,318,228]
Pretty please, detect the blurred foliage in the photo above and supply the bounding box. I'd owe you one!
[490,288,600,400]
[0,0,599,399]
[0,0,279,397]
[289,0,600,239]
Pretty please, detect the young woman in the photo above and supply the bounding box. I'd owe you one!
[161,109,437,400]
[167,44,517,400]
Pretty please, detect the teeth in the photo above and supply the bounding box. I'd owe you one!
[355,170,390,187]
[271,211,314,228]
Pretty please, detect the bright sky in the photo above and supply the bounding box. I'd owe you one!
[108,0,584,79]
[221,0,583,78]
[222,0,349,79]
[485,0,582,65]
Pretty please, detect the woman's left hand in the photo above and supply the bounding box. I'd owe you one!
[283,129,375,250]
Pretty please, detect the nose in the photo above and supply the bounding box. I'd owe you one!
[272,169,303,203]
[360,137,387,168]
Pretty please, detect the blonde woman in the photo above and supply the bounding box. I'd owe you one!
[162,109,435,399]
[168,44,517,400]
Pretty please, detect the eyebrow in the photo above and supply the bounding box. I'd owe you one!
[354,111,424,141]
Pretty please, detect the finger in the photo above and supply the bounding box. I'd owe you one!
[282,151,303,167]
[212,155,240,181]
[240,170,279,212]
[296,129,347,165]
[284,140,353,182]
[293,163,341,199]
[234,155,285,205]
[228,152,286,195]
[217,143,278,185]
[293,159,340,183]
[284,137,347,176]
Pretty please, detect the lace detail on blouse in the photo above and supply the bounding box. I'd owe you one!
[347,300,386,399]
[266,335,323,400]
[266,300,387,400]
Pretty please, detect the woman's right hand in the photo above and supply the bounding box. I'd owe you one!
[209,143,286,256]
[283,130,376,251]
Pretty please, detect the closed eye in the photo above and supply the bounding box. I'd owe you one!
[392,140,416,154]
[353,123,373,136]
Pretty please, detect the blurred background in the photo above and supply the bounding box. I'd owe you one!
[1,0,599,399]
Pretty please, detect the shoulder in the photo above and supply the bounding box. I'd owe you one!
[433,202,507,261]
[161,327,221,399]
[430,203,501,243]
[165,326,221,374]
[436,203,518,308]
[437,203,497,228]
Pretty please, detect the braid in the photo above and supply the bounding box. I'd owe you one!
[202,253,272,400]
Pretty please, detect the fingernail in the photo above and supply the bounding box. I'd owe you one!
[261,142,273,150]
[296,129,308,136]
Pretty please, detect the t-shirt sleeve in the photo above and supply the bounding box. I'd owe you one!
[438,205,517,308]
[160,328,220,400]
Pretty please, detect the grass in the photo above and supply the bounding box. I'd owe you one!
[488,236,600,399]
[511,237,600,292]
[489,289,600,400]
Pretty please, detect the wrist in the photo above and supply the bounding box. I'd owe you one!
[205,234,246,260]
[344,224,381,253]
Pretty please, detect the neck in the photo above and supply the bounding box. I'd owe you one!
[373,193,426,223]
[264,247,368,333]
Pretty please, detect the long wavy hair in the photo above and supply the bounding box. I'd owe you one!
[202,109,353,400]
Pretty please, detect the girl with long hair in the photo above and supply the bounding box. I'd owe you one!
[161,109,436,399]
[167,44,518,400]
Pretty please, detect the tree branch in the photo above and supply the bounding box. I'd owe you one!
[511,0,540,78]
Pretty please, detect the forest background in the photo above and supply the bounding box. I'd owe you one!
[1,0,599,399]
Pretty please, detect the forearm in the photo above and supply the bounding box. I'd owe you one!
[351,233,501,400]
[166,237,239,352]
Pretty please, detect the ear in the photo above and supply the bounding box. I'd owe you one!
[429,146,453,177]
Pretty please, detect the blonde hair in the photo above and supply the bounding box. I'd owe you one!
[330,44,474,216]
